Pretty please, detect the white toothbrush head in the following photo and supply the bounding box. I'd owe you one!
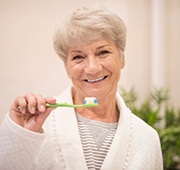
[83,97,98,105]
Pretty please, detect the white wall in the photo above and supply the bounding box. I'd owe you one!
[0,0,180,123]
[165,0,180,108]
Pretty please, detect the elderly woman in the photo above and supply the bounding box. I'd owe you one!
[0,4,163,170]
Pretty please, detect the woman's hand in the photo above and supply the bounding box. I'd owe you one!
[9,92,56,132]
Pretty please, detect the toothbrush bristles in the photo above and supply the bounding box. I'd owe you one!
[83,97,98,105]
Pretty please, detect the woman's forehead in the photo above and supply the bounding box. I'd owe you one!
[68,39,115,53]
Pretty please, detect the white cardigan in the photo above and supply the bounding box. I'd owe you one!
[0,87,163,170]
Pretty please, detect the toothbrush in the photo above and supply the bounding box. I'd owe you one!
[46,97,98,108]
[18,97,98,110]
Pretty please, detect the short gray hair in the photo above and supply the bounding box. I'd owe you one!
[53,4,127,61]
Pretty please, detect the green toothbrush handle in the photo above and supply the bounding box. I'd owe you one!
[18,102,97,110]
[46,102,98,108]
[46,103,77,108]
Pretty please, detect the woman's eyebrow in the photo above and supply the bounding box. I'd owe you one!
[69,44,110,53]
[71,50,82,52]
[96,44,110,50]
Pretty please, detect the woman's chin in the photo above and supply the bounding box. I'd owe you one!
[85,88,108,98]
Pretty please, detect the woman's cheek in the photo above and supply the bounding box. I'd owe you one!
[67,65,81,79]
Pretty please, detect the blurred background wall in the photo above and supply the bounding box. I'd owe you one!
[0,0,180,123]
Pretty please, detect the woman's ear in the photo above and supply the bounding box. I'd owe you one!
[121,54,125,69]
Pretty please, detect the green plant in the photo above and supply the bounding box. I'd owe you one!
[120,87,180,170]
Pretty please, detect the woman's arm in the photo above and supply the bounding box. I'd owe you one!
[0,93,56,170]
[0,114,45,170]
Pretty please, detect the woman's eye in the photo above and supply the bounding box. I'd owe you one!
[72,55,84,60]
[98,50,110,56]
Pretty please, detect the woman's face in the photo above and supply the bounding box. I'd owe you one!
[65,39,125,100]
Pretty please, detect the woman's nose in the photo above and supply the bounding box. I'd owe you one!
[84,57,102,74]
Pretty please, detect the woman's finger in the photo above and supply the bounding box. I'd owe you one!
[35,94,47,113]
[13,95,27,114]
[25,92,37,114]
[45,97,56,104]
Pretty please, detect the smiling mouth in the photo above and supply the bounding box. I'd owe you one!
[85,76,108,83]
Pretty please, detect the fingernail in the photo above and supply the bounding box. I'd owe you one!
[40,105,45,112]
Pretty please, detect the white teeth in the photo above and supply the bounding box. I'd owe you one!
[87,76,105,83]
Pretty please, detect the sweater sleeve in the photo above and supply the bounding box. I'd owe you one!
[0,114,46,170]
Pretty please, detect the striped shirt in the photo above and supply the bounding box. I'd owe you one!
[76,114,118,170]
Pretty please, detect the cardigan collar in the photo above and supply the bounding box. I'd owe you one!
[53,87,132,170]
